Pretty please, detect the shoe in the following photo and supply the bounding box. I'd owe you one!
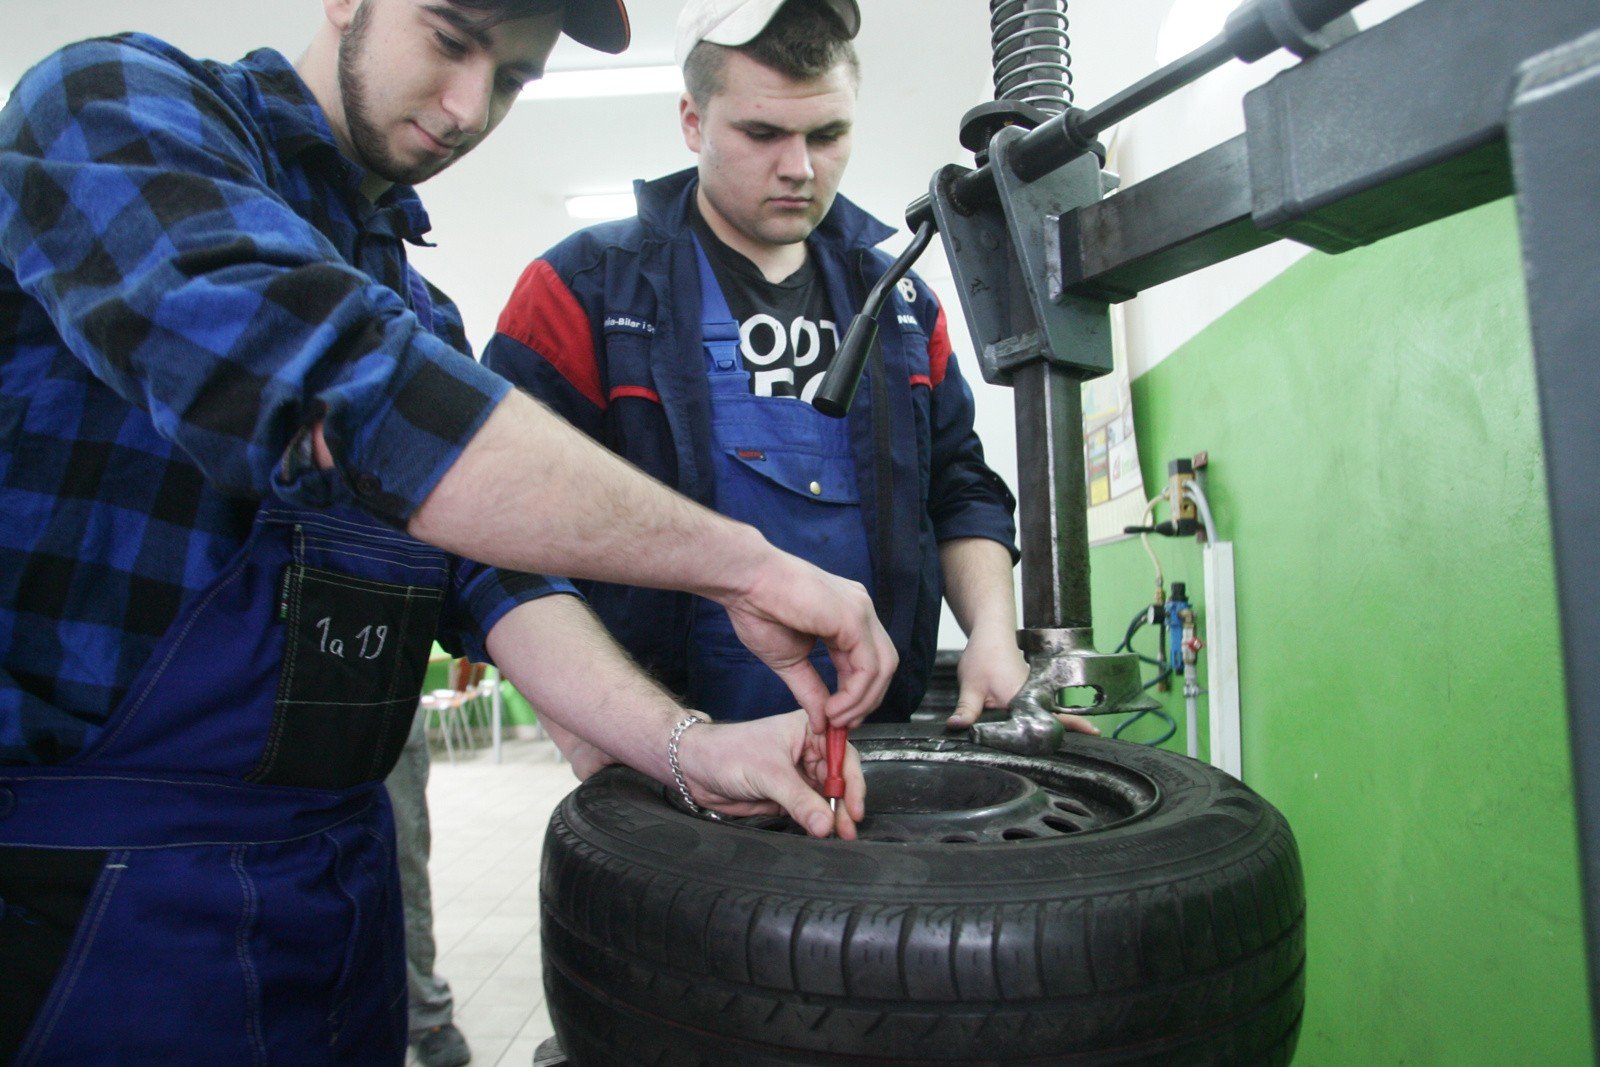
[414,1022,472,1067]
[532,1036,567,1066]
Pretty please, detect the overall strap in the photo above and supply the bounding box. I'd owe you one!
[693,237,742,373]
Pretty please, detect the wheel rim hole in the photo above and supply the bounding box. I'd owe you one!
[1052,798,1094,817]
[1057,685,1103,711]
[1042,815,1083,834]
[940,834,979,844]
[1001,828,1037,841]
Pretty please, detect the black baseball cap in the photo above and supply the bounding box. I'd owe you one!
[562,0,632,54]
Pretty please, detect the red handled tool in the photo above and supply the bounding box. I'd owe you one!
[824,724,847,816]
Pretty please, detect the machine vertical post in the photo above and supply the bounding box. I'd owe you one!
[1508,29,1600,1052]
[1013,360,1093,631]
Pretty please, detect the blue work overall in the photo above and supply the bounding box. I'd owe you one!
[684,241,875,722]
[0,272,450,1064]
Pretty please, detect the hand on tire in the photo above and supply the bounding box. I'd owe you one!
[677,710,867,839]
[946,634,1100,735]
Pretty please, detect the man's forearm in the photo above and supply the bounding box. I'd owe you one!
[940,537,1020,640]
[484,594,683,783]
[407,390,767,602]
[940,536,1040,726]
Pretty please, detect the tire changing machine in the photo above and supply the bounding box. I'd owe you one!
[813,0,1600,1052]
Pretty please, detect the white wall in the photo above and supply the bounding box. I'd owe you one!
[1114,0,1427,376]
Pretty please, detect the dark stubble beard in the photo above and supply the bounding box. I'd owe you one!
[337,0,456,187]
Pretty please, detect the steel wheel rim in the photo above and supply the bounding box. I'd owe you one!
[726,741,1161,844]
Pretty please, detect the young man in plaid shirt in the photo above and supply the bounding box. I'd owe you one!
[0,0,893,1059]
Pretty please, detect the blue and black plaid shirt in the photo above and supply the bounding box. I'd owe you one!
[0,33,570,765]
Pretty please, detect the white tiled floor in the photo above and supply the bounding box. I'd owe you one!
[407,735,577,1067]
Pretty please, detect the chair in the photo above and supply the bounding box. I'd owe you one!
[472,666,505,763]
[424,658,487,763]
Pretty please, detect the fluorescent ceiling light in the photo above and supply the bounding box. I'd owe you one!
[565,193,637,220]
[522,65,681,102]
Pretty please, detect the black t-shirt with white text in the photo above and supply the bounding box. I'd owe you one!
[691,205,838,405]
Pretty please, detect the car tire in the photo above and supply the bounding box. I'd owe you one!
[541,723,1304,1066]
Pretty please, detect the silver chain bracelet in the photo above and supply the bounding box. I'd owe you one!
[667,714,723,821]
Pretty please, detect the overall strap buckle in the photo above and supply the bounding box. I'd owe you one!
[692,237,742,373]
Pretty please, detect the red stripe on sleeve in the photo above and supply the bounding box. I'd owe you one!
[928,299,953,387]
[909,374,932,388]
[608,385,661,404]
[495,259,605,410]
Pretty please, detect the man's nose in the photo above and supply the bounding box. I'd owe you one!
[440,66,494,138]
[775,134,815,183]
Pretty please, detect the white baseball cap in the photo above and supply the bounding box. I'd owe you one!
[674,0,861,68]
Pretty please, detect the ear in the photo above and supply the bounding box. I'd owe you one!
[324,0,362,33]
[680,91,704,154]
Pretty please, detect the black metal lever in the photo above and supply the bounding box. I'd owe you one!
[814,220,937,418]
[907,0,1369,231]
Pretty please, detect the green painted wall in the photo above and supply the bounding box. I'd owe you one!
[1090,199,1591,1062]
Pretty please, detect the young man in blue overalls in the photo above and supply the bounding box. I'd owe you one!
[0,1,895,1061]
[485,0,1103,734]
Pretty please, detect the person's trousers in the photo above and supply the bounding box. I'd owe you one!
[386,703,455,1038]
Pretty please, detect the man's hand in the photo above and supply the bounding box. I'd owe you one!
[946,633,1101,736]
[486,599,867,837]
[719,551,896,735]
[675,710,866,839]
[540,716,616,779]
[937,537,1098,736]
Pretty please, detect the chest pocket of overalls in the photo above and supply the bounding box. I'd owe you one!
[720,439,864,563]
[248,510,447,789]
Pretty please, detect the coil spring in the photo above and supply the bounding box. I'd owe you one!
[990,0,1073,113]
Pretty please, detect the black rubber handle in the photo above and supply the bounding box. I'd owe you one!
[813,314,877,418]
[813,221,935,419]
[1225,0,1366,62]
[1292,0,1366,25]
